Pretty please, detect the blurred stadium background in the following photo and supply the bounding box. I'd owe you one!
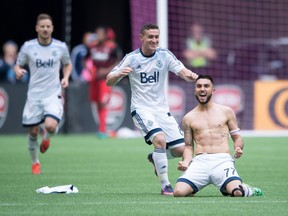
[0,0,287,134]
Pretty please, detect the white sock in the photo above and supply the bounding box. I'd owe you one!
[241,183,253,197]
[28,135,39,164]
[153,149,170,188]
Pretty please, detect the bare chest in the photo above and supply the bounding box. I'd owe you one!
[191,112,228,133]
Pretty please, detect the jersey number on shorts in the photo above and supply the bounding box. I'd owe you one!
[224,167,236,177]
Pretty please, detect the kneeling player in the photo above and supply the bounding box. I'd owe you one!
[173,75,263,197]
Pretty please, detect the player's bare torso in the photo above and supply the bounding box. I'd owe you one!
[186,103,231,155]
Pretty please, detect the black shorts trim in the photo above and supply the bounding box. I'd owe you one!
[176,178,198,194]
[220,176,242,195]
[44,114,60,123]
[167,138,184,148]
[144,128,163,145]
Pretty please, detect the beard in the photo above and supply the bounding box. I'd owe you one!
[195,93,212,104]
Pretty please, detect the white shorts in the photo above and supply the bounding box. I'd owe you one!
[22,93,63,127]
[131,109,184,149]
[177,153,242,195]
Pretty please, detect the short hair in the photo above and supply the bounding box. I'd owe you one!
[140,23,159,35]
[36,13,53,24]
[196,74,214,84]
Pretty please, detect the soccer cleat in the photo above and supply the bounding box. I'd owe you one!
[251,187,264,196]
[40,138,50,153]
[32,162,41,174]
[161,185,174,196]
[147,153,158,176]
[242,183,264,196]
[40,129,50,153]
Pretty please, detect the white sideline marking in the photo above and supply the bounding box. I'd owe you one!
[0,200,287,206]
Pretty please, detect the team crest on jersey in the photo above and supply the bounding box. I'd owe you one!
[52,50,57,57]
[0,87,8,129]
[156,60,163,68]
[147,120,153,127]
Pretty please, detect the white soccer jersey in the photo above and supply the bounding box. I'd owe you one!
[17,38,71,99]
[110,48,185,112]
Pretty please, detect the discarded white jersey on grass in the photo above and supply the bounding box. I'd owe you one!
[36,184,79,194]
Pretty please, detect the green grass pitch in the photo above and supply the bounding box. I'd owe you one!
[0,134,287,216]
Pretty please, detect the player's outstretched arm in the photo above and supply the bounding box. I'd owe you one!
[178,67,198,82]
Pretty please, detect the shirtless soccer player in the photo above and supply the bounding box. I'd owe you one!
[173,75,263,197]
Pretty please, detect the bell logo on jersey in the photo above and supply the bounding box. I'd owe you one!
[36,59,54,68]
[140,71,159,83]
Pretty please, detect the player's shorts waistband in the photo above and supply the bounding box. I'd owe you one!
[131,110,171,117]
[195,153,231,158]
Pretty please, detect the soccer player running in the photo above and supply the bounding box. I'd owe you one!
[14,13,72,174]
[173,75,263,197]
[106,23,198,195]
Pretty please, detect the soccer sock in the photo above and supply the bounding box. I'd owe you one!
[98,106,107,133]
[153,148,170,188]
[28,135,39,163]
[241,183,253,197]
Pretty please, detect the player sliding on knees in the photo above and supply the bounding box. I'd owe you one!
[173,75,263,197]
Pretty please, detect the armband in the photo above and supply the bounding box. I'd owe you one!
[230,128,241,136]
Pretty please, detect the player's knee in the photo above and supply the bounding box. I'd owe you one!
[45,124,57,133]
[173,187,185,197]
[173,184,193,197]
[44,120,58,133]
[174,189,193,197]
[231,185,245,197]
[152,133,166,148]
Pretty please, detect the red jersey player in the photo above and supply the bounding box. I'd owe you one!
[85,26,122,138]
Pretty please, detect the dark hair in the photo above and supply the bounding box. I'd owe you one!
[36,13,53,24]
[196,74,214,84]
[140,23,159,35]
